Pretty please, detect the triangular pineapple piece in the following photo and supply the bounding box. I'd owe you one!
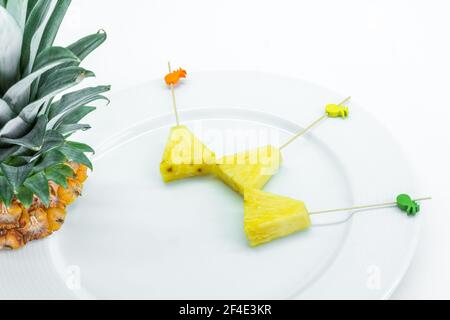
[160,126,216,183]
[215,146,282,195]
[244,189,311,247]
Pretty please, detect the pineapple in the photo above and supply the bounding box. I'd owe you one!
[160,126,216,183]
[215,146,282,195]
[244,189,311,247]
[47,206,66,231]
[0,229,25,250]
[0,1,110,250]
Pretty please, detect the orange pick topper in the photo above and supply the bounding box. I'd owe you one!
[165,68,187,86]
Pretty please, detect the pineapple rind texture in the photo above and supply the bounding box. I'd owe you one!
[244,189,311,247]
[160,126,216,183]
[0,163,86,250]
[215,146,282,195]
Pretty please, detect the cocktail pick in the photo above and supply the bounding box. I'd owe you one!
[216,97,352,195]
[160,64,216,183]
[164,62,186,126]
[310,194,431,217]
[244,190,432,247]
[279,96,351,150]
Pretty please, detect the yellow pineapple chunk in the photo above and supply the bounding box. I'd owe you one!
[244,189,311,247]
[215,146,282,195]
[160,126,216,183]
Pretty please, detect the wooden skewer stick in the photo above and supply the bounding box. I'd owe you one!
[168,61,180,126]
[309,197,432,215]
[337,96,352,107]
[279,97,352,151]
[279,115,327,150]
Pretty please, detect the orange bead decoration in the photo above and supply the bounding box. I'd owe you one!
[165,68,187,86]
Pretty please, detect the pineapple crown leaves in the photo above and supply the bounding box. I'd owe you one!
[0,0,109,207]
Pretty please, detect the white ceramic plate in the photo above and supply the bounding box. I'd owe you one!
[0,71,424,300]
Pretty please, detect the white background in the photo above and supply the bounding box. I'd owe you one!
[56,0,449,299]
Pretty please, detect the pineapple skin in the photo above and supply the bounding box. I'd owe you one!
[244,189,311,247]
[160,126,216,183]
[215,146,282,195]
[0,163,87,250]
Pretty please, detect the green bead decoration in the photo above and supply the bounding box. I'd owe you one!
[396,194,420,216]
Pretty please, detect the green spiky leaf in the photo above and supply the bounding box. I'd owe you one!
[16,186,33,208]
[45,163,74,188]
[33,149,66,172]
[59,145,92,170]
[11,145,34,155]
[33,46,79,72]
[48,85,110,121]
[56,105,96,127]
[33,130,64,157]
[68,30,107,61]
[24,171,49,206]
[0,98,15,127]
[30,31,79,101]
[0,6,23,94]
[4,58,75,112]
[45,169,67,188]
[0,146,20,162]
[5,155,32,167]
[37,66,94,99]
[10,156,34,166]
[26,0,38,18]
[0,162,34,192]
[0,114,47,150]
[66,141,94,153]
[6,0,28,29]
[20,0,54,75]
[37,0,71,54]
[57,123,91,136]
[49,163,74,177]
[6,46,80,117]
[0,114,32,141]
[0,175,14,206]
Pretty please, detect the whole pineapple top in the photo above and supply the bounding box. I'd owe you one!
[0,0,109,208]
